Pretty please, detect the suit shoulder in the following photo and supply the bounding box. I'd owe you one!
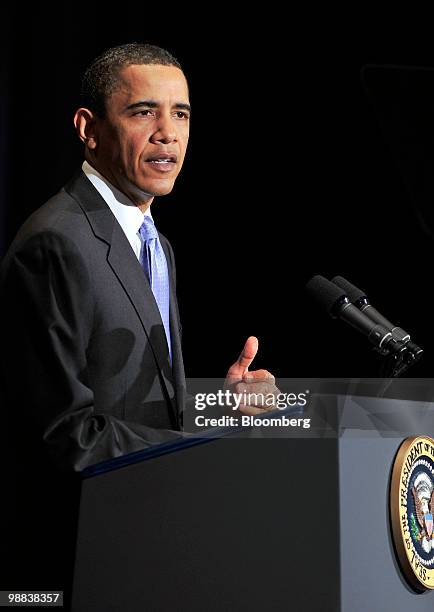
[11,187,81,233]
[4,187,93,260]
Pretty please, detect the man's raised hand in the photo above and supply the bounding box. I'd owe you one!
[225,336,280,415]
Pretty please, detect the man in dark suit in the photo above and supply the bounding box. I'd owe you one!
[0,43,278,600]
[2,44,192,473]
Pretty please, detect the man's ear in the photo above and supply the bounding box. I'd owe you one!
[73,108,98,150]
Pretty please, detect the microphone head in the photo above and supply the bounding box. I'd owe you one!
[305,275,348,316]
[332,276,367,302]
[406,341,423,359]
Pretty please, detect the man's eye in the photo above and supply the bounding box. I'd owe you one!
[134,109,154,117]
[175,111,189,119]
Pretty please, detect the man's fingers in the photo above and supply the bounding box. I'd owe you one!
[234,380,279,398]
[242,369,275,384]
[238,405,272,416]
[226,336,258,378]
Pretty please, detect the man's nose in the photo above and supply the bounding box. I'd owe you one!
[151,115,177,144]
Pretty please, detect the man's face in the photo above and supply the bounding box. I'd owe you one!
[90,63,190,202]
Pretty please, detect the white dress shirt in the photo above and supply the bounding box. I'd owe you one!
[82,160,151,260]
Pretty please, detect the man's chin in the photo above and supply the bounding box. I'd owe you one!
[131,179,176,199]
[145,186,175,197]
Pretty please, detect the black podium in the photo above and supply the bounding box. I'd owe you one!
[71,383,434,611]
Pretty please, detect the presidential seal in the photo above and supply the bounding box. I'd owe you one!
[390,435,434,591]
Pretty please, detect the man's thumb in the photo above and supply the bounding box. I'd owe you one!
[227,336,258,377]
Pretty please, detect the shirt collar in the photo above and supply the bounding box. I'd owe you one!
[82,161,152,242]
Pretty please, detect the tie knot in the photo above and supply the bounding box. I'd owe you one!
[139,216,158,241]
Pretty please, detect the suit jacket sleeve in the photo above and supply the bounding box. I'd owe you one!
[1,231,187,472]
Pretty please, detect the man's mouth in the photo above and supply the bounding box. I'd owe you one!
[145,154,178,172]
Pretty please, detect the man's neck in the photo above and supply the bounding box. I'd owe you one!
[84,158,154,212]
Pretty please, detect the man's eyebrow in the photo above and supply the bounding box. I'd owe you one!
[126,100,191,112]
[174,103,192,112]
[126,100,157,110]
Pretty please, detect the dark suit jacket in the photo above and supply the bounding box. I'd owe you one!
[0,169,187,472]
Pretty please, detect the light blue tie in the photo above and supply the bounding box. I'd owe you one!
[139,216,172,362]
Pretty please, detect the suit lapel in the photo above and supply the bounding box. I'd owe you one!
[160,238,186,397]
[107,222,173,380]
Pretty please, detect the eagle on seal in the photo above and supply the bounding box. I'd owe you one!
[412,472,434,554]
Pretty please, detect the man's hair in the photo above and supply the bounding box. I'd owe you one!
[81,43,183,117]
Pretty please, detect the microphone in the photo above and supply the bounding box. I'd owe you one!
[331,275,423,359]
[305,275,407,355]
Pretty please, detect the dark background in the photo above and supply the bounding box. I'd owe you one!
[3,7,434,379]
[3,8,434,608]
